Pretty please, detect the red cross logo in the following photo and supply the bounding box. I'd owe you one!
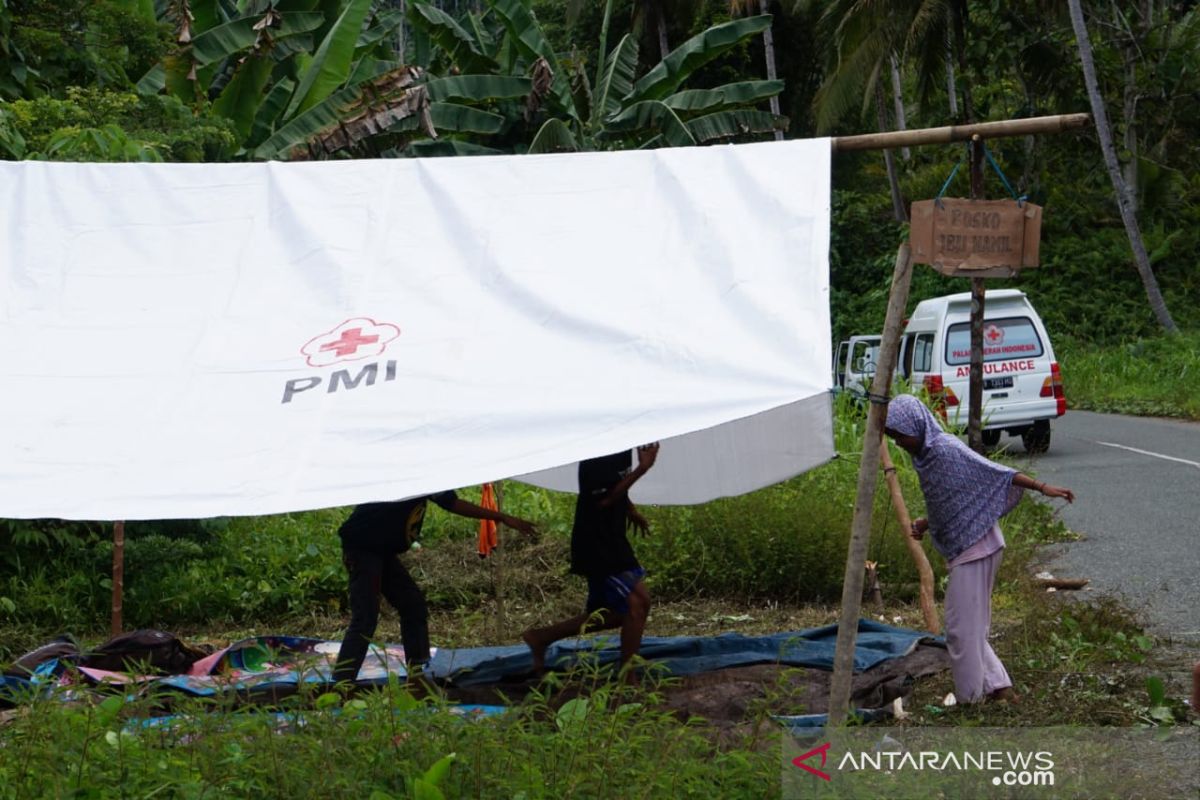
[985,324,1004,344]
[302,318,400,367]
[792,741,832,781]
[320,328,379,358]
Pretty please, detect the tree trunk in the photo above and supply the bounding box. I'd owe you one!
[952,0,974,122]
[876,81,907,223]
[760,0,783,141]
[945,50,959,117]
[656,3,669,61]
[1068,0,1177,332]
[889,53,910,159]
[1122,44,1139,215]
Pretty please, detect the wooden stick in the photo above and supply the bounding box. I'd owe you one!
[493,481,506,636]
[1036,577,1089,590]
[831,113,1090,153]
[879,442,940,634]
[111,520,125,638]
[828,244,915,725]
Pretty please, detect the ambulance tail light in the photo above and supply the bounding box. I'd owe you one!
[1040,362,1066,416]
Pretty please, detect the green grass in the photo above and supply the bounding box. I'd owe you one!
[0,666,782,799]
[1057,330,1200,419]
[4,394,1193,800]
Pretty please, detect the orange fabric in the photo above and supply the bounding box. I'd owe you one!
[477,483,499,557]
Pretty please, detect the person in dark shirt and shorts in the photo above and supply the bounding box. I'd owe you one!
[522,443,659,682]
[333,490,538,685]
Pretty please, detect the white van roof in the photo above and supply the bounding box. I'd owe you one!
[906,289,1032,330]
[924,288,1026,305]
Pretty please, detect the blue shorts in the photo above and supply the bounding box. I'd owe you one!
[585,567,646,615]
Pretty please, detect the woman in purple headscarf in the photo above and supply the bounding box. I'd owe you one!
[884,395,1075,704]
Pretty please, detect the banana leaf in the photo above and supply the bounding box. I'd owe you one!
[408,2,498,74]
[605,100,695,147]
[626,15,771,104]
[136,64,165,95]
[285,0,372,118]
[244,77,296,149]
[191,12,326,68]
[592,33,637,125]
[212,54,274,140]
[190,12,326,67]
[255,67,426,159]
[272,33,316,62]
[356,9,405,50]
[686,109,783,143]
[348,58,405,87]
[486,0,576,120]
[664,80,784,112]
[425,74,531,103]
[404,139,503,157]
[527,117,578,154]
[428,102,505,134]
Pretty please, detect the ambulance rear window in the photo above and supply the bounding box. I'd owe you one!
[945,317,1043,366]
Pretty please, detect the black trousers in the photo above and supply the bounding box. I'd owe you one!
[332,548,430,683]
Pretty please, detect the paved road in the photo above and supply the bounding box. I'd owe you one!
[1005,410,1199,642]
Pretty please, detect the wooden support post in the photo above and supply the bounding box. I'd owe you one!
[879,442,940,634]
[828,244,915,725]
[968,278,986,451]
[111,520,125,638]
[967,136,986,452]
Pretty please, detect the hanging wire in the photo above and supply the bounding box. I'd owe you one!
[933,142,969,209]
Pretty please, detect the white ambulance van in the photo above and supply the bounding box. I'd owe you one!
[898,289,1065,453]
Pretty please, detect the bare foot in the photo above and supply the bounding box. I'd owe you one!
[522,630,546,675]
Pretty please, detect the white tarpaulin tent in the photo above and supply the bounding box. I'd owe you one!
[0,139,832,521]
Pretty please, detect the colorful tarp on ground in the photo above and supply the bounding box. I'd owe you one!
[0,140,832,520]
[1,620,935,700]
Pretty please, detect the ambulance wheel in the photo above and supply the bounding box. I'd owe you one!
[982,430,1001,448]
[1022,421,1051,454]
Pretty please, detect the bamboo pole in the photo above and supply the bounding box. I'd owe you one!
[827,244,914,725]
[879,442,939,634]
[830,113,1090,153]
[111,521,125,638]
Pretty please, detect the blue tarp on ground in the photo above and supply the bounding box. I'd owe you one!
[1,620,937,700]
[430,619,934,687]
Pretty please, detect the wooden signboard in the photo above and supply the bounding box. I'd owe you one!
[909,198,1042,277]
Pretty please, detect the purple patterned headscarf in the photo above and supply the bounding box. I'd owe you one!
[886,395,1023,561]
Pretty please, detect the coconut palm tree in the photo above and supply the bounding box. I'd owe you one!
[729,0,783,141]
[1067,0,1176,332]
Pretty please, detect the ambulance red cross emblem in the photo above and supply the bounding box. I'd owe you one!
[301,318,401,367]
[984,323,1004,344]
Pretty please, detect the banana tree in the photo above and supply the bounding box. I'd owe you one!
[141,0,458,159]
[404,0,787,155]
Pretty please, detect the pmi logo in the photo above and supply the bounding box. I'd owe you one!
[282,318,401,404]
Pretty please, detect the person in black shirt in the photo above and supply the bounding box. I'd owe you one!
[333,490,538,685]
[522,443,659,682]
